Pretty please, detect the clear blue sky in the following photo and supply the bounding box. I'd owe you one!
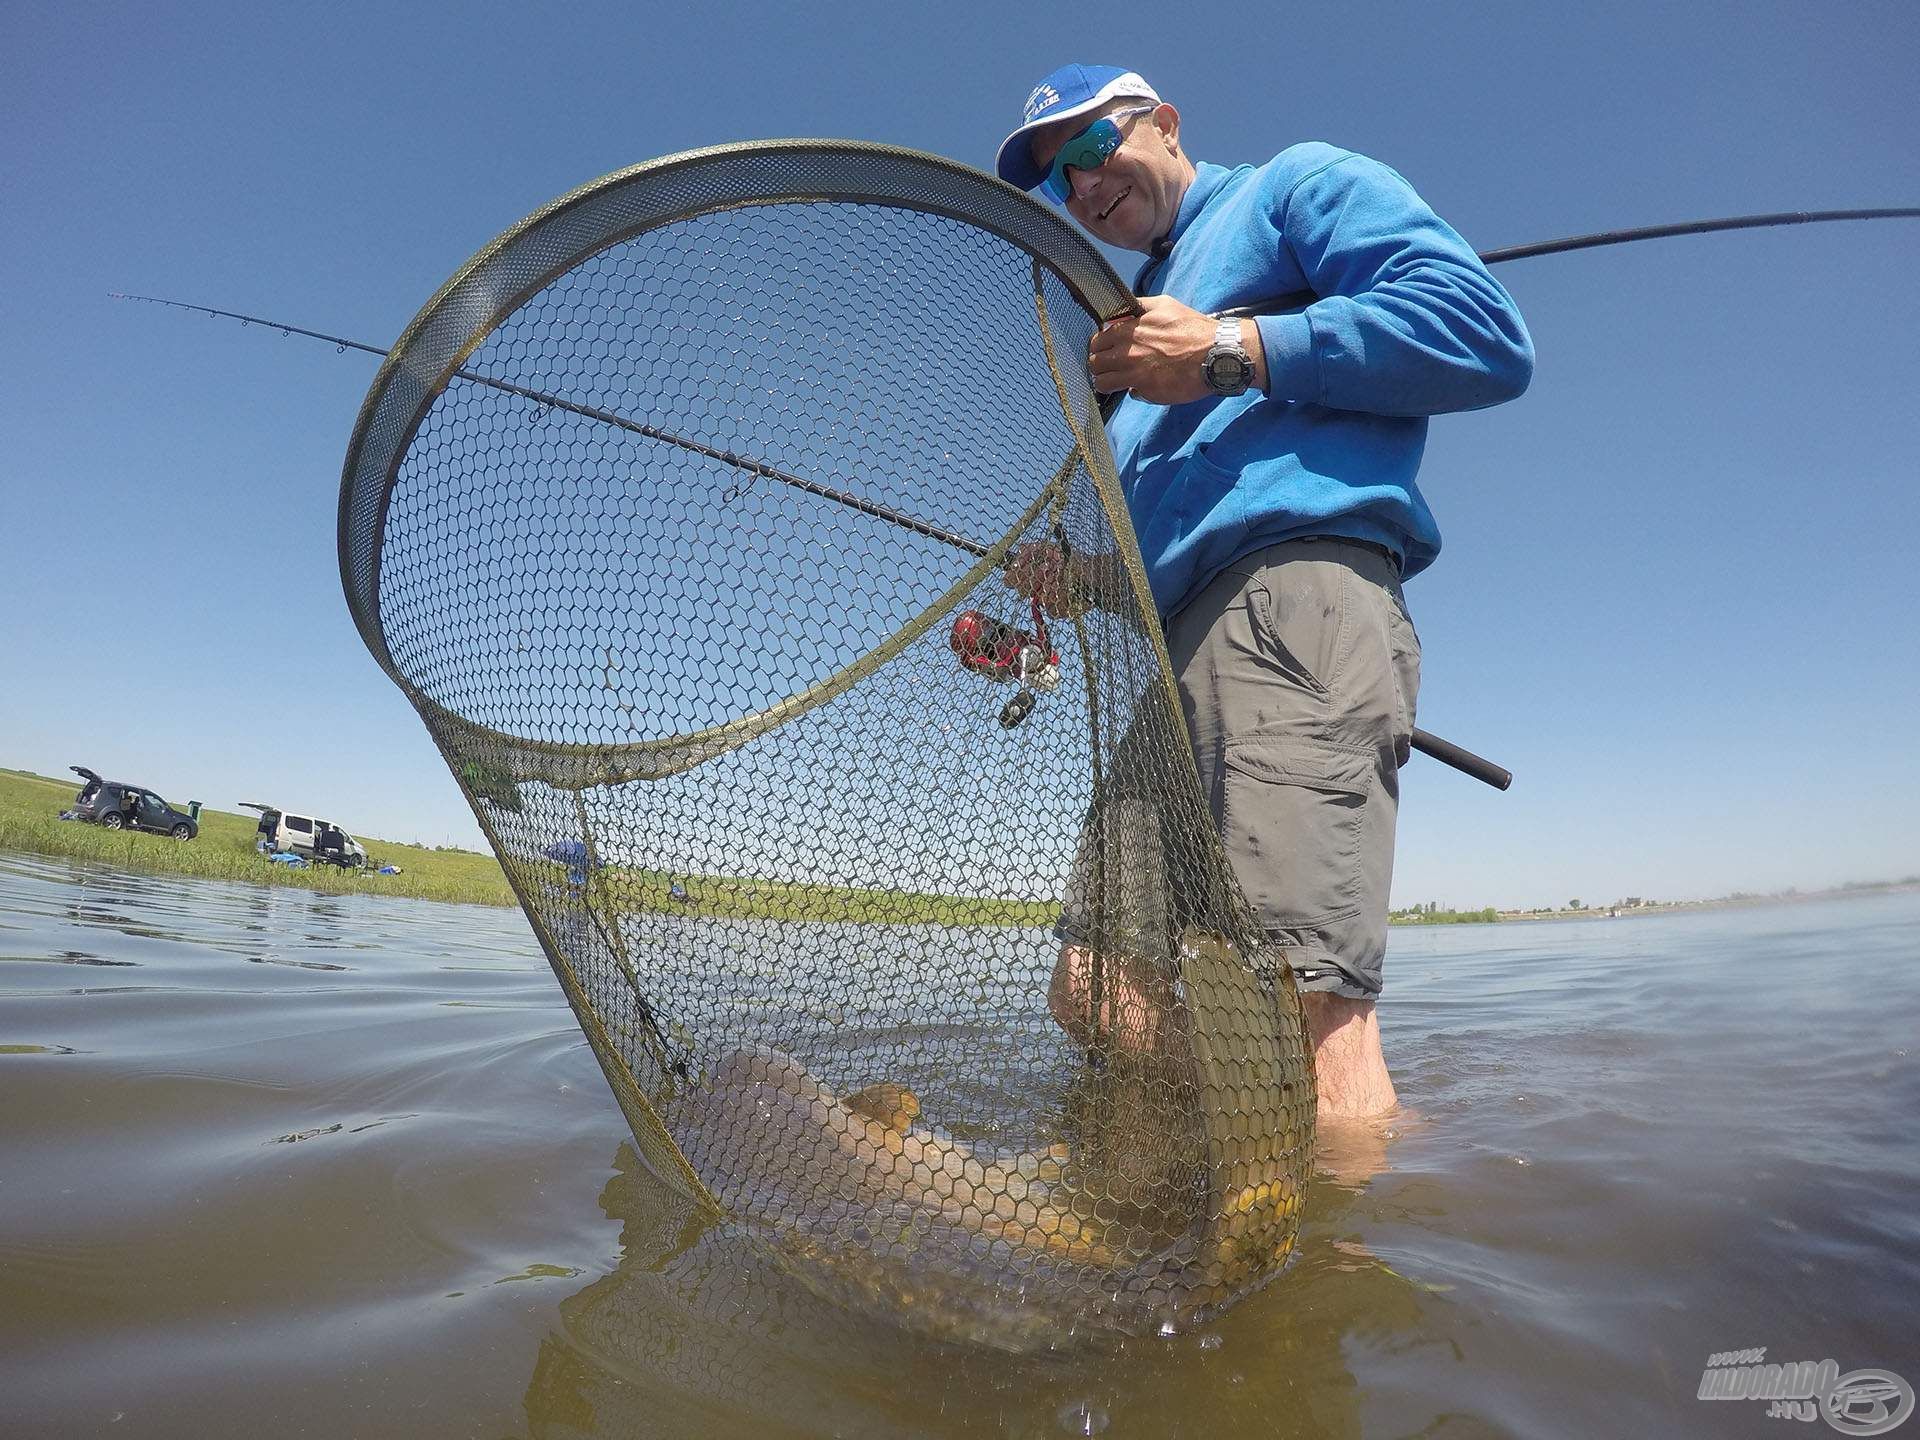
[3,3,1915,909]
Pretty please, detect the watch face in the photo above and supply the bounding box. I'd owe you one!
[1206,352,1251,392]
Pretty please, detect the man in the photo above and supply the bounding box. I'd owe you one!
[995,65,1533,1119]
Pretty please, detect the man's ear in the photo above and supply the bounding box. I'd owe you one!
[1151,102,1183,154]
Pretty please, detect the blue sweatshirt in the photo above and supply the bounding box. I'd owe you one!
[1109,146,1534,617]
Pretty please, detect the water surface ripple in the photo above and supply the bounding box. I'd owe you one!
[0,852,1914,1437]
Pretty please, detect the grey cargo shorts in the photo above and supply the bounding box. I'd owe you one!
[1168,538,1421,999]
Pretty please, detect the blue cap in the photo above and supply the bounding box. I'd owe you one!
[994,64,1162,192]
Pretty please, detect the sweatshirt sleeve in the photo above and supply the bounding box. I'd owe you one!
[1253,153,1534,416]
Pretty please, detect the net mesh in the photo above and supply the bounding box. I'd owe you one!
[340,141,1314,1340]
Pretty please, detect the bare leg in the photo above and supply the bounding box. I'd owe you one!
[1300,991,1398,1119]
[1049,949,1398,1118]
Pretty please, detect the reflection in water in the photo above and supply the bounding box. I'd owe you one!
[1314,1109,1419,1191]
[520,1142,1434,1440]
[248,955,350,972]
[66,902,184,947]
[41,861,372,963]
[0,949,136,967]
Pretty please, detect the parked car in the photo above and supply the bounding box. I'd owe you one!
[62,767,200,839]
[240,803,369,869]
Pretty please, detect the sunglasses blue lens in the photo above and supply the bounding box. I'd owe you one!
[1042,117,1124,203]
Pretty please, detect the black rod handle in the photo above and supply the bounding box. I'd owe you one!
[1411,727,1512,791]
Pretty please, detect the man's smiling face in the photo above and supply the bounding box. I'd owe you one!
[1028,99,1191,253]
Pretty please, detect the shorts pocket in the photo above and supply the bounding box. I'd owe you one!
[1219,736,1372,929]
[1246,561,1353,697]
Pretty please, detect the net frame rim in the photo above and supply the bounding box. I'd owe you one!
[337,138,1134,717]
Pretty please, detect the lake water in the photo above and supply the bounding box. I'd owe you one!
[2,851,1914,1438]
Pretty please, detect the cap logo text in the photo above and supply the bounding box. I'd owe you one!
[1023,84,1060,122]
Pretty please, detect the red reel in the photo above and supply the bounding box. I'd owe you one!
[949,608,1029,682]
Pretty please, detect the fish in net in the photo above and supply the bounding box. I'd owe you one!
[338,141,1315,1342]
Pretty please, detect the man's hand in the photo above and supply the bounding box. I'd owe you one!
[1003,541,1091,618]
[1048,944,1172,1053]
[1087,295,1267,405]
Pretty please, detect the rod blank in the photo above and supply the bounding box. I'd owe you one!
[1218,206,1920,318]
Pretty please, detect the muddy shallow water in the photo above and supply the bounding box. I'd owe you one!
[1,852,1914,1438]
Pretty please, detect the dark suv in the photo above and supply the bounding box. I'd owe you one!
[63,767,201,840]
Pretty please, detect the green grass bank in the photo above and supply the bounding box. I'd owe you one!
[0,768,517,906]
[0,768,1056,924]
[1389,905,1502,925]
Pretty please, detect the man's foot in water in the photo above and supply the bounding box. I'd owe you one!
[1301,991,1398,1119]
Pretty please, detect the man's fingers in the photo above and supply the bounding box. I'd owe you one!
[1007,542,1067,597]
[1088,320,1138,394]
[1088,318,1134,355]
[1089,355,1136,393]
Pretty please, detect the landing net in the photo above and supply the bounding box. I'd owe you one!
[339,141,1313,1339]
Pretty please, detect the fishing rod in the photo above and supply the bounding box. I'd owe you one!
[112,205,1919,792]
[108,292,995,558]
[1216,206,1920,319]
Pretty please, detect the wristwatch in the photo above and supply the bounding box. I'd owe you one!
[1202,316,1255,397]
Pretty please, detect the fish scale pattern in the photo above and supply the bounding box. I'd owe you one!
[340,141,1314,1341]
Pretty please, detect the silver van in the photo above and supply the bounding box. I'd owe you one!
[241,804,368,868]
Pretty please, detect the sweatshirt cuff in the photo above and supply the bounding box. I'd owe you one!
[1254,313,1316,401]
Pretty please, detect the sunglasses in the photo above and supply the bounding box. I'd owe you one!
[1041,105,1157,203]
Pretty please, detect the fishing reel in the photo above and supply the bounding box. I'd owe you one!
[950,594,1061,728]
